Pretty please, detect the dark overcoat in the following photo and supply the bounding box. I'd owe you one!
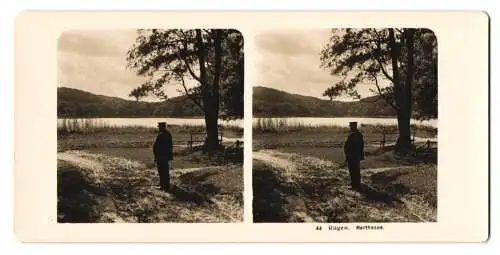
[344,130,365,161]
[153,130,173,164]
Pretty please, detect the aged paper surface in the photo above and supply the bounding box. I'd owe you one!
[14,11,489,242]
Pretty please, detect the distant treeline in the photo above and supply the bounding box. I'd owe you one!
[252,86,396,117]
[58,87,204,118]
[58,86,397,118]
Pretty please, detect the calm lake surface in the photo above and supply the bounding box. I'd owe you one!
[255,117,437,128]
[57,117,437,128]
[58,118,244,128]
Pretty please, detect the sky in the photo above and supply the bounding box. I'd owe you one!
[254,29,382,101]
[58,29,385,102]
[58,29,183,101]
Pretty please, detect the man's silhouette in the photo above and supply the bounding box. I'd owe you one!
[153,122,173,191]
[344,122,364,191]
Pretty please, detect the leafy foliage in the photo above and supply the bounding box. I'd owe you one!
[411,29,438,120]
[320,28,437,121]
[126,29,243,120]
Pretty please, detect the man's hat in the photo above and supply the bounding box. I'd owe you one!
[349,121,357,126]
[158,122,167,128]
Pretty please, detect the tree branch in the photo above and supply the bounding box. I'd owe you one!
[371,73,399,111]
[176,30,202,83]
[389,28,402,109]
[372,29,394,82]
[183,57,202,83]
[176,43,202,84]
[179,75,204,111]
[375,58,393,82]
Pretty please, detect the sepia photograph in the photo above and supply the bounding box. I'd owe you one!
[252,28,438,223]
[57,29,244,223]
[14,11,488,242]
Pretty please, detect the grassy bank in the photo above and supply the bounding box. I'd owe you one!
[253,134,437,169]
[252,160,293,222]
[58,152,243,223]
[252,118,437,223]
[252,151,437,222]
[57,119,244,223]
[57,160,107,222]
[58,119,243,153]
[253,118,437,158]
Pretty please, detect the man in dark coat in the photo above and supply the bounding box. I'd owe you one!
[153,122,173,191]
[344,122,365,191]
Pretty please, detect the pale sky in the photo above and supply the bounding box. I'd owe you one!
[254,29,384,101]
[59,29,387,102]
[58,30,184,101]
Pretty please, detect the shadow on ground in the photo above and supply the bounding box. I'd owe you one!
[57,160,106,223]
[252,161,290,222]
[178,171,221,199]
[358,183,404,205]
[368,166,437,207]
[169,185,215,206]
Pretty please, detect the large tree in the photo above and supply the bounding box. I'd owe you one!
[320,28,437,153]
[126,29,244,152]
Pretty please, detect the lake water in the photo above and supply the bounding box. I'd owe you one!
[254,117,437,128]
[57,118,244,128]
[57,117,437,129]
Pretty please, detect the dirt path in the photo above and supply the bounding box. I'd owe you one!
[57,150,242,223]
[253,149,436,222]
[254,149,414,178]
[58,151,105,172]
[58,151,226,178]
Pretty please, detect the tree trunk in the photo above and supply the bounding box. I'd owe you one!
[406,29,414,123]
[388,28,411,154]
[203,106,221,153]
[396,113,412,152]
[207,30,223,153]
[395,28,415,154]
[196,29,222,153]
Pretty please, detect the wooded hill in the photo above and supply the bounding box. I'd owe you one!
[57,86,396,118]
[57,87,203,118]
[252,86,396,117]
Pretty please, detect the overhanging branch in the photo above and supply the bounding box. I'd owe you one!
[372,29,394,82]
[371,73,399,111]
[177,30,202,84]
[179,75,204,111]
[177,44,202,84]
[375,58,393,82]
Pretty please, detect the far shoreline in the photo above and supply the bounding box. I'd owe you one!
[57,116,437,121]
[253,115,437,120]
